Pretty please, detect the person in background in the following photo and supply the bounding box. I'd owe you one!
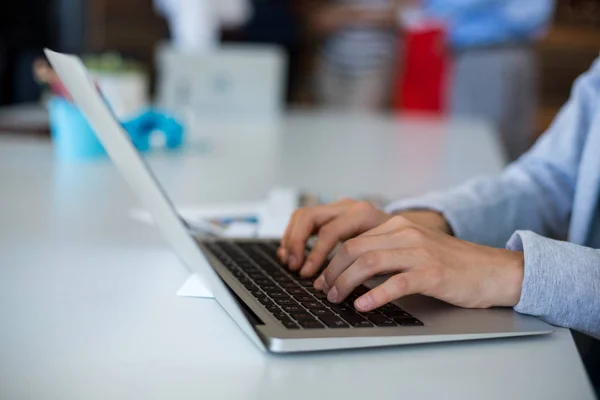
[422,0,556,160]
[309,0,413,111]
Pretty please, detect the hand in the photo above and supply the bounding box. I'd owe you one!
[279,199,393,277]
[315,215,524,312]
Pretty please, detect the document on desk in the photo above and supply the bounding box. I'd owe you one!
[131,188,299,239]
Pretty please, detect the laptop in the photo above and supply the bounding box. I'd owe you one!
[45,50,554,353]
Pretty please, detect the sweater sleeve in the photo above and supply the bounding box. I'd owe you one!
[507,231,600,339]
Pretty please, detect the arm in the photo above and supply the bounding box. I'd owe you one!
[387,58,600,248]
[509,231,600,339]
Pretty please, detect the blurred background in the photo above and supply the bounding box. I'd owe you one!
[1,0,600,159]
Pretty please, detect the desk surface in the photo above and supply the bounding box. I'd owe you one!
[0,112,594,399]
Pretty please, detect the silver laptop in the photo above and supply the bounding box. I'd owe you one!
[45,50,554,353]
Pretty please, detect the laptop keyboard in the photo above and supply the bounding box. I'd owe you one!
[204,240,424,330]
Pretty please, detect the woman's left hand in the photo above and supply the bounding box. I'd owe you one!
[315,215,525,312]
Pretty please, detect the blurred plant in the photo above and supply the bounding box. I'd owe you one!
[82,53,146,74]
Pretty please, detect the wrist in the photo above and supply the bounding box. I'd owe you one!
[491,249,524,307]
[396,210,452,235]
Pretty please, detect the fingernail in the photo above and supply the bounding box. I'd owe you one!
[327,286,339,303]
[314,275,325,290]
[355,295,372,311]
[289,255,298,270]
[278,248,288,263]
[300,261,313,276]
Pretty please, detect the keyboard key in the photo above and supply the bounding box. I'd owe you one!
[352,320,374,328]
[298,279,315,288]
[366,315,397,327]
[269,291,289,299]
[299,320,325,329]
[310,308,335,317]
[254,279,272,286]
[286,288,306,296]
[282,304,304,313]
[281,319,300,329]
[329,304,354,314]
[273,312,288,320]
[290,312,315,321]
[382,309,412,318]
[265,304,281,313]
[318,316,349,328]
[232,270,245,278]
[280,281,300,289]
[294,294,314,302]
[275,276,294,285]
[274,298,296,306]
[313,291,328,301]
[304,301,325,310]
[257,296,272,306]
[394,317,424,326]
[255,294,269,304]
[341,314,373,327]
[245,283,259,292]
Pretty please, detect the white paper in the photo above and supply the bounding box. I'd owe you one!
[177,273,214,298]
[258,188,298,238]
[130,201,263,225]
[223,222,258,238]
[132,188,299,239]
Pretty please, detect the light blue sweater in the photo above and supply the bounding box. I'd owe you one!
[388,57,600,339]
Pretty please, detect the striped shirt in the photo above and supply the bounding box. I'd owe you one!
[323,0,398,75]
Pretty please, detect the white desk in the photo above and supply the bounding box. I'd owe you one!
[0,112,594,399]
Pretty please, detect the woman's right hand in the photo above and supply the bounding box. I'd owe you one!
[278,199,453,278]
[278,200,393,278]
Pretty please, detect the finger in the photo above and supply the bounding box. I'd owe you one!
[278,211,299,263]
[318,226,426,291]
[300,202,389,278]
[317,233,397,292]
[326,249,419,303]
[286,200,354,270]
[354,270,430,312]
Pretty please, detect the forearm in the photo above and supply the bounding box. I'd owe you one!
[387,166,572,248]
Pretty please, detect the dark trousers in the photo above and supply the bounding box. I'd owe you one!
[574,332,600,395]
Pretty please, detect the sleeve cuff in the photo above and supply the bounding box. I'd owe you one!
[505,231,540,316]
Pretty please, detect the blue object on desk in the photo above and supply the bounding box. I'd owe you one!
[123,109,185,152]
[48,97,185,162]
[49,97,107,161]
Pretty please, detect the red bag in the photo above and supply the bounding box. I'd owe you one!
[394,24,450,113]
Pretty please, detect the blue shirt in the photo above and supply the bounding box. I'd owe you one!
[423,0,556,49]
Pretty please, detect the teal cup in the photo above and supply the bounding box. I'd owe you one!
[48,97,107,161]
